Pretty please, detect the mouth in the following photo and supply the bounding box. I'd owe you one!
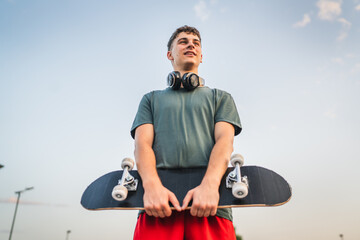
[184,51,196,56]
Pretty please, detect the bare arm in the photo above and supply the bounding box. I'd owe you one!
[182,121,235,217]
[134,124,181,218]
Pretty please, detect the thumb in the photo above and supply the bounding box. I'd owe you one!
[181,189,194,210]
[168,191,181,212]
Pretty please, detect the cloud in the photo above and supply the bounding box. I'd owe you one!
[317,0,342,21]
[338,17,351,27]
[331,57,344,64]
[351,63,360,74]
[315,0,353,41]
[356,4,360,11]
[193,0,227,21]
[324,104,339,119]
[194,0,211,22]
[324,110,337,119]
[337,18,351,41]
[345,53,356,58]
[336,31,348,41]
[293,14,311,28]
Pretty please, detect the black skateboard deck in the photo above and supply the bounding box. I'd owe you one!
[81,166,291,210]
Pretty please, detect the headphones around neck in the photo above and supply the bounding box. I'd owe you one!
[167,71,205,91]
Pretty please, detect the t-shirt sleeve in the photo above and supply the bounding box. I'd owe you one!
[130,93,153,139]
[214,89,242,136]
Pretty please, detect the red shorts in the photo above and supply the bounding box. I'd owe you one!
[133,211,236,240]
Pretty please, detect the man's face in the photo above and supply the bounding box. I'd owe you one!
[167,32,203,72]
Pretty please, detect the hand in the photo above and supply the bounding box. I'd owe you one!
[143,183,181,218]
[181,182,219,217]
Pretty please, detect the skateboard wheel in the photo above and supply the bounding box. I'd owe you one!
[121,158,135,170]
[232,182,248,199]
[230,154,244,167]
[112,185,128,201]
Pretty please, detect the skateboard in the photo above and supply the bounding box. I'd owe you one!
[81,154,292,210]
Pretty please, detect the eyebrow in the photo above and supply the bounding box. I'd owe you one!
[177,37,201,44]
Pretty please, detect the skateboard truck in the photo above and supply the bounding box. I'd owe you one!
[112,158,138,201]
[226,154,249,199]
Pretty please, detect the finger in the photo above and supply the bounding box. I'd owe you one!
[162,209,171,218]
[168,192,181,212]
[210,207,217,216]
[194,204,205,217]
[203,209,211,218]
[197,209,205,217]
[152,204,167,218]
[182,190,194,210]
[145,209,153,217]
[190,205,199,217]
[152,208,160,218]
[158,209,166,218]
[162,203,172,217]
[144,203,153,217]
[148,209,158,218]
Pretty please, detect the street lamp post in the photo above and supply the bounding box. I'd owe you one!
[66,230,71,240]
[8,187,34,240]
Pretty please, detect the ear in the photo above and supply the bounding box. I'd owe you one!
[167,51,174,61]
[200,53,203,63]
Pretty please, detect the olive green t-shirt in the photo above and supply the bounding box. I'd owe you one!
[131,87,242,221]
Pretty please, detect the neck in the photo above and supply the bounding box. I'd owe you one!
[172,63,199,76]
[174,69,199,76]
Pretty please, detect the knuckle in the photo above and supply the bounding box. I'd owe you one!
[154,205,162,211]
[144,204,152,211]
[198,205,206,211]
[165,210,172,217]
[160,202,168,208]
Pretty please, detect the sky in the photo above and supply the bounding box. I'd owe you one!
[0,0,360,239]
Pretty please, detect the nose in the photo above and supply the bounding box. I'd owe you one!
[186,41,195,49]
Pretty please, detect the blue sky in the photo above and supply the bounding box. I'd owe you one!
[1,0,360,239]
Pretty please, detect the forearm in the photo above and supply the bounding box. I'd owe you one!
[182,122,235,216]
[202,121,235,187]
[201,137,234,187]
[133,124,162,188]
[134,142,162,188]
[134,124,181,216]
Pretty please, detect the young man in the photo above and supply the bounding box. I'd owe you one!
[131,26,241,240]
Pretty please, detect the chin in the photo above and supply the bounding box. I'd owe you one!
[183,62,199,71]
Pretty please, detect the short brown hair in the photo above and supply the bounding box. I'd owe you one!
[167,25,201,51]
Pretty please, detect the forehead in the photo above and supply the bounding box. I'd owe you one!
[175,32,201,41]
